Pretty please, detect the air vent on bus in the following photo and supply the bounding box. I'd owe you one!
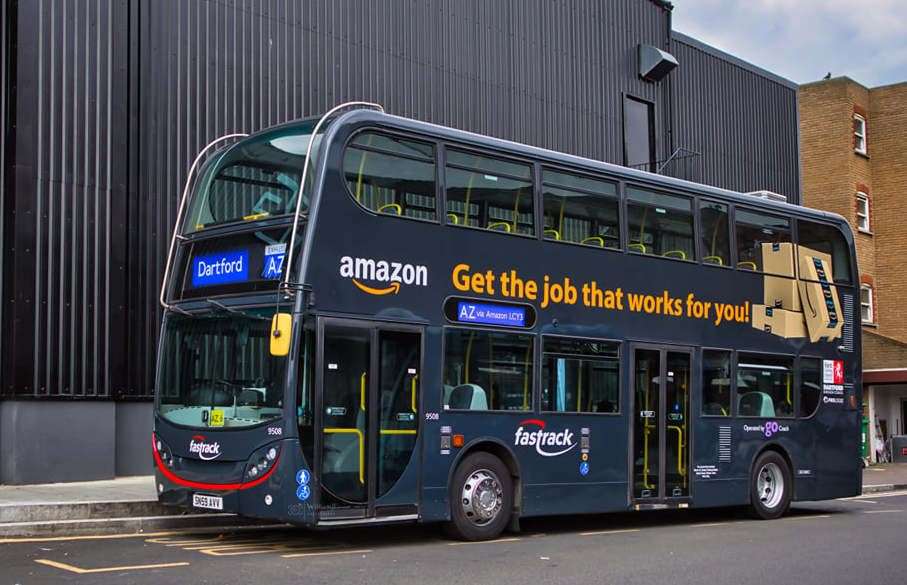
[842,292,854,353]
[745,190,788,203]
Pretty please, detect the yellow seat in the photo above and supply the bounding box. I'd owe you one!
[663,250,687,260]
[377,203,402,215]
[703,255,724,266]
[581,236,605,247]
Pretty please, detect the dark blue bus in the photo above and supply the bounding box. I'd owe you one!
[153,104,861,541]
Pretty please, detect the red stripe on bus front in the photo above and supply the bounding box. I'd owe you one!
[152,435,278,492]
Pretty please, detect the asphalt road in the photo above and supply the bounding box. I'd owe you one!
[3,491,906,585]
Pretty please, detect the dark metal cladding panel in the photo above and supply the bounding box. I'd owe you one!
[3,0,129,398]
[0,0,7,395]
[669,33,800,202]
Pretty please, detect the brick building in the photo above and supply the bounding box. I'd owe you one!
[800,77,907,461]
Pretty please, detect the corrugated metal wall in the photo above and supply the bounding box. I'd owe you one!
[2,1,800,399]
[670,33,800,200]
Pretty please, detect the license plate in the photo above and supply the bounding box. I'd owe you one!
[192,493,223,511]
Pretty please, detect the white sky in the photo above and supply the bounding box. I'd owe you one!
[671,0,907,87]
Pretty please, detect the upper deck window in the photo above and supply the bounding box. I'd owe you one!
[445,150,534,235]
[625,187,694,260]
[700,201,730,266]
[184,122,317,234]
[735,208,791,274]
[796,220,852,284]
[343,132,437,220]
[542,169,620,249]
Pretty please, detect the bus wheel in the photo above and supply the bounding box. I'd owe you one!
[749,451,791,520]
[445,452,513,541]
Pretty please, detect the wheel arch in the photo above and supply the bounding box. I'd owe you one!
[447,437,523,517]
[749,442,794,497]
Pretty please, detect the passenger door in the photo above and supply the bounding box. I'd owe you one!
[317,319,421,519]
[630,344,693,502]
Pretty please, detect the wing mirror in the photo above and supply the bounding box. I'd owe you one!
[269,313,292,356]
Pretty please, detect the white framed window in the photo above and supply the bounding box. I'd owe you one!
[860,284,873,324]
[856,192,870,232]
[854,114,867,154]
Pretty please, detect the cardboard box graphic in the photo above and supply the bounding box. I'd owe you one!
[760,242,795,277]
[751,304,807,338]
[797,251,843,342]
[764,275,802,312]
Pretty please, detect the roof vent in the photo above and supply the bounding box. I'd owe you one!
[638,44,678,82]
[746,190,788,203]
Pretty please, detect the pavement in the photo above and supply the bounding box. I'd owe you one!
[2,489,906,585]
[1,463,905,537]
[0,476,267,537]
[861,462,907,493]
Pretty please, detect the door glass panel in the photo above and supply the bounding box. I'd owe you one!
[377,331,420,497]
[633,349,660,499]
[322,326,369,504]
[665,352,691,498]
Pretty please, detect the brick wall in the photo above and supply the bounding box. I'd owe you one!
[800,78,907,353]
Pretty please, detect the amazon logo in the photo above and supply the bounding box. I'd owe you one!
[339,255,428,296]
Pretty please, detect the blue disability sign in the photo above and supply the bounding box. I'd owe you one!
[456,301,526,327]
[192,250,250,287]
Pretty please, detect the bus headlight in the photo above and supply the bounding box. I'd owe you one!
[244,443,282,482]
[152,434,175,468]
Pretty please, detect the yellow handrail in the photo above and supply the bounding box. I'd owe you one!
[323,428,364,484]
[667,425,686,479]
[360,372,366,411]
[411,374,418,413]
[380,429,417,435]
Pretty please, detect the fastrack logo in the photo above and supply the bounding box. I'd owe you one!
[514,419,576,457]
[188,435,222,461]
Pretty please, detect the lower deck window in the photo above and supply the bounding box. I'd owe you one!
[737,353,794,418]
[541,337,619,413]
[702,350,731,416]
[443,328,533,411]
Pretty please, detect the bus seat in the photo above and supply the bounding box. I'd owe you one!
[237,388,263,407]
[448,384,488,410]
[738,392,775,417]
[544,228,561,240]
[442,384,454,406]
[628,242,647,254]
[378,203,403,215]
[738,261,757,271]
[663,250,687,260]
[703,255,724,266]
[581,236,605,247]
[487,221,512,233]
[446,213,460,225]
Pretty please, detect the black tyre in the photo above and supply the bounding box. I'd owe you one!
[444,452,513,541]
[749,451,792,520]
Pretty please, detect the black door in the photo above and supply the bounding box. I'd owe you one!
[318,319,421,516]
[624,96,656,172]
[631,345,692,501]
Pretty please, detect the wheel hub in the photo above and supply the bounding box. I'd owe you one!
[757,462,785,509]
[461,469,504,525]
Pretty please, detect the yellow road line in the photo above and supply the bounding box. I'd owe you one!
[200,546,290,557]
[580,528,640,536]
[2,530,182,545]
[447,537,521,546]
[282,548,373,559]
[181,539,289,551]
[35,559,189,574]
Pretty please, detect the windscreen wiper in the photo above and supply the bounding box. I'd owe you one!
[205,299,270,321]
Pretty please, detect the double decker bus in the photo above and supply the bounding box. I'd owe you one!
[153,103,861,541]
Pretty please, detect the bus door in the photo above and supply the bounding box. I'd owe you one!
[316,318,421,518]
[630,345,693,502]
